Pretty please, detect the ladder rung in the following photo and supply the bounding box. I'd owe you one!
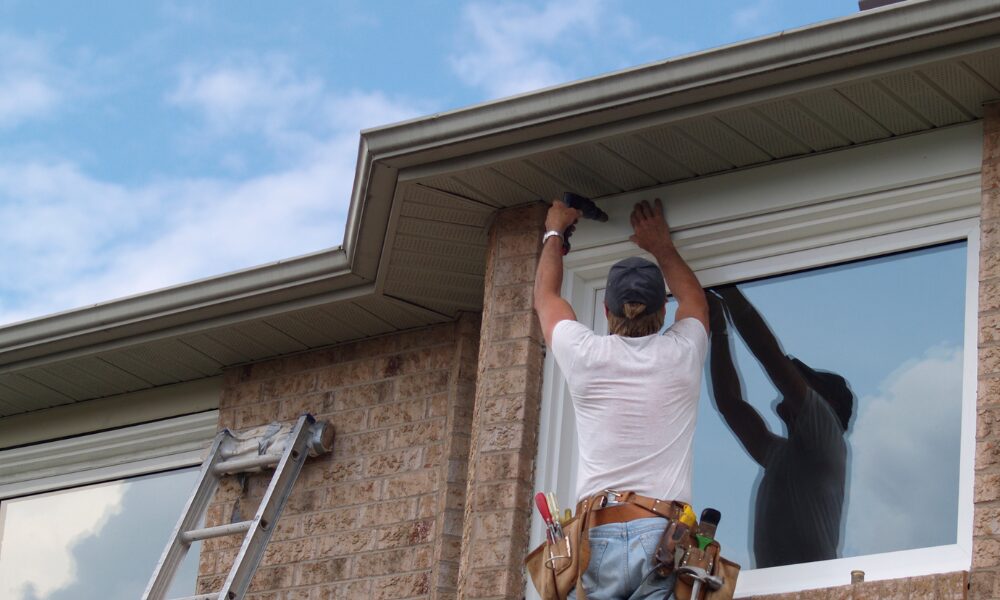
[181,521,253,543]
[213,453,281,474]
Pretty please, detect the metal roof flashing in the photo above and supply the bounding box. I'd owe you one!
[2,0,999,415]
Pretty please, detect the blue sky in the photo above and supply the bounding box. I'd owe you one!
[0,0,860,325]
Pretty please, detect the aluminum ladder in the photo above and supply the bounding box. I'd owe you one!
[142,413,334,600]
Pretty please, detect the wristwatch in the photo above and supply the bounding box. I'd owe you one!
[542,230,564,245]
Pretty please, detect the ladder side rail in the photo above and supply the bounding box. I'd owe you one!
[218,415,316,600]
[142,429,234,600]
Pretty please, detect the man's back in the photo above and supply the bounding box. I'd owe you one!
[550,318,707,503]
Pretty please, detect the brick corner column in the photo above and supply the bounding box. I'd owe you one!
[458,202,549,600]
[972,100,1000,599]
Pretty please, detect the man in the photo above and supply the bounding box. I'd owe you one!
[534,197,709,600]
[706,286,853,568]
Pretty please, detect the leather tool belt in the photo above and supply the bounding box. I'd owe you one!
[576,489,686,527]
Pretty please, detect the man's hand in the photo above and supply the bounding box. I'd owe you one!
[629,198,672,253]
[546,200,582,234]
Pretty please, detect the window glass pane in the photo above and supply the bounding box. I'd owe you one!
[684,242,966,569]
[0,467,201,600]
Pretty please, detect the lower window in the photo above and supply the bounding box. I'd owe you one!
[0,468,202,600]
[0,411,216,600]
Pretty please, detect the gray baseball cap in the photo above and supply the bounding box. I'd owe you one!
[605,257,667,317]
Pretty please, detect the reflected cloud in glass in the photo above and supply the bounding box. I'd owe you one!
[0,468,201,600]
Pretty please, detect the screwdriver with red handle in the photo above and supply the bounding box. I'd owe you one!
[535,492,563,542]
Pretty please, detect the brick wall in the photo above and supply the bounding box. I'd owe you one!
[457,203,547,600]
[196,315,479,600]
[971,102,1000,599]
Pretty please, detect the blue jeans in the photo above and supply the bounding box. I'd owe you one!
[568,517,677,600]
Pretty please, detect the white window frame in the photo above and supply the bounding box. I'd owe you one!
[530,122,982,597]
[0,411,217,500]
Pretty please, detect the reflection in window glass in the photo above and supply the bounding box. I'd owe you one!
[687,242,966,569]
[0,467,201,600]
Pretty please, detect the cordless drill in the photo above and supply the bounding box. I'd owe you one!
[561,192,608,254]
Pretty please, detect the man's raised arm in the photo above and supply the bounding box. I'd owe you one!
[533,201,583,347]
[629,199,708,331]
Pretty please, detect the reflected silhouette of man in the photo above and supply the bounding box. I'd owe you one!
[707,285,853,568]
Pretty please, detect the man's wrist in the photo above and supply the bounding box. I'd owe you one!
[542,230,564,245]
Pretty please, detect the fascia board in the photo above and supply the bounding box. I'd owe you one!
[360,0,1000,167]
[0,248,357,367]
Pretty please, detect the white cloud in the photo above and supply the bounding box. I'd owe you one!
[0,34,63,126]
[843,346,964,556]
[0,61,423,325]
[450,0,640,98]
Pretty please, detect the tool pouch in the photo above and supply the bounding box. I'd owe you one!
[653,520,690,577]
[673,542,741,600]
[524,492,605,600]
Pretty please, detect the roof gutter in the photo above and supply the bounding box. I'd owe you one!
[361,0,1000,166]
[0,248,360,367]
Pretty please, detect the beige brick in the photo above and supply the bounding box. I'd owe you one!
[981,312,1000,345]
[977,439,1000,468]
[471,511,517,540]
[316,360,378,389]
[371,571,431,600]
[396,370,451,400]
[483,338,541,370]
[313,579,372,599]
[303,508,362,535]
[388,420,446,449]
[981,376,1000,407]
[976,471,1000,502]
[982,346,1000,378]
[235,400,280,428]
[492,284,534,314]
[985,160,1000,192]
[479,422,527,452]
[368,398,427,429]
[278,391,337,420]
[383,469,439,499]
[332,382,392,411]
[248,564,292,592]
[969,568,998,599]
[476,452,531,482]
[974,537,1000,568]
[984,186,1000,221]
[353,546,434,578]
[220,382,264,409]
[359,498,418,527]
[263,538,316,565]
[465,567,511,598]
[376,519,434,549]
[324,480,379,507]
[490,311,540,342]
[936,571,968,600]
[317,530,376,556]
[493,255,540,286]
[333,430,389,458]
[364,447,424,477]
[983,219,1000,252]
[481,394,527,424]
[979,406,1000,439]
[264,373,318,399]
[294,557,351,585]
[497,229,542,258]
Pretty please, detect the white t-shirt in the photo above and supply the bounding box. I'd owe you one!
[550,318,708,504]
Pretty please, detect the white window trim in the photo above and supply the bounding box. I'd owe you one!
[531,125,981,598]
[0,411,218,500]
